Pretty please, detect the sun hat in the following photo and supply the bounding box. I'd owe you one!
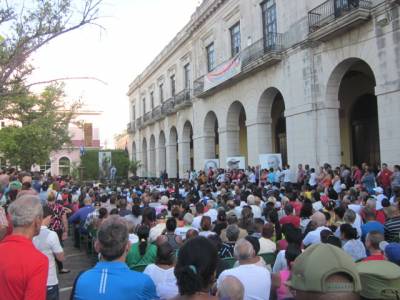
[287,243,361,293]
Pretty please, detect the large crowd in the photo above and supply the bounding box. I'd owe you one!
[0,162,400,300]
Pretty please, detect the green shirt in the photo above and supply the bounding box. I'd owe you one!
[126,242,157,268]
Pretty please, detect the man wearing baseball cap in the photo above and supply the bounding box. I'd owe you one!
[380,241,400,266]
[287,243,361,300]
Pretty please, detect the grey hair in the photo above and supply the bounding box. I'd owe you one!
[217,276,244,300]
[97,215,129,261]
[343,209,356,223]
[234,238,255,261]
[226,224,240,242]
[8,195,43,227]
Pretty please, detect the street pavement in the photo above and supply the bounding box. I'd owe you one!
[59,238,95,300]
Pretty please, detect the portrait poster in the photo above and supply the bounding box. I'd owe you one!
[99,151,112,179]
[226,157,246,170]
[204,159,220,171]
[259,154,282,170]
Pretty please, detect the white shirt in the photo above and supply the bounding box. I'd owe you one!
[258,237,276,254]
[174,226,197,240]
[192,215,203,230]
[309,172,317,186]
[33,226,63,286]
[204,208,218,223]
[199,231,216,238]
[218,264,271,300]
[283,169,292,183]
[251,205,262,219]
[149,223,166,243]
[143,264,178,299]
[303,226,331,246]
[272,250,287,273]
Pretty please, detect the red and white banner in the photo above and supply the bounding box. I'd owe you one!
[204,55,241,92]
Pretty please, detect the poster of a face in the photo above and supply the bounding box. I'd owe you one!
[204,159,220,171]
[226,157,246,170]
[259,154,282,170]
[99,152,112,179]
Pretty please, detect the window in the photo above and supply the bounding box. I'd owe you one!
[261,0,277,49]
[159,84,164,103]
[170,75,176,97]
[184,63,191,89]
[230,22,241,57]
[132,105,136,120]
[206,43,215,72]
[59,157,71,176]
[142,98,146,114]
[150,91,154,109]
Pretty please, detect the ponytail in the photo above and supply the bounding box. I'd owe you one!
[137,225,150,257]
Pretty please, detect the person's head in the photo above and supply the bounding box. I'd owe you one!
[83,196,92,206]
[217,276,244,300]
[320,229,333,244]
[118,198,127,209]
[288,244,361,300]
[365,231,384,252]
[95,215,129,261]
[381,242,400,266]
[234,238,256,262]
[8,195,43,238]
[340,223,358,241]
[200,216,212,231]
[142,207,156,226]
[311,211,327,228]
[262,223,274,239]
[343,210,356,224]
[226,224,240,242]
[284,204,294,216]
[166,217,177,232]
[195,202,204,215]
[174,236,217,296]
[47,191,56,203]
[98,207,108,220]
[285,243,302,270]
[156,241,175,266]
[183,213,194,226]
[186,229,199,240]
[137,224,150,256]
[227,213,239,225]
[42,205,54,227]
[300,201,313,219]
[363,207,376,222]
[245,235,260,255]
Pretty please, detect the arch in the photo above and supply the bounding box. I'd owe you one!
[257,87,282,123]
[142,138,148,176]
[158,131,166,175]
[149,135,156,177]
[328,58,379,167]
[131,142,137,161]
[58,156,71,176]
[203,111,220,159]
[225,101,248,164]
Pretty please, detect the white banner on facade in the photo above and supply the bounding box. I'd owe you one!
[226,156,246,170]
[204,55,241,91]
[99,151,112,179]
[204,159,220,171]
[259,153,282,170]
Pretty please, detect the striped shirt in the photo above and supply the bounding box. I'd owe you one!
[384,216,400,242]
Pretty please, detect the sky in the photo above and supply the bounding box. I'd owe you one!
[29,0,201,148]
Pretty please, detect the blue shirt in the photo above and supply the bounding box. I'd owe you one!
[69,205,95,233]
[74,261,158,300]
[361,221,385,240]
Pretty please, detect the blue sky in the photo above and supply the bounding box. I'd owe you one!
[30,0,200,147]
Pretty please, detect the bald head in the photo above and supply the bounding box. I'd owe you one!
[311,212,327,227]
[234,238,255,261]
[218,276,244,300]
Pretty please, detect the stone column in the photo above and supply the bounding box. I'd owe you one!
[149,148,156,178]
[178,138,191,177]
[166,143,177,179]
[246,120,273,167]
[218,126,240,169]
[156,146,166,177]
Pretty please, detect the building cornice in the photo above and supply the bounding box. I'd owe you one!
[127,0,227,96]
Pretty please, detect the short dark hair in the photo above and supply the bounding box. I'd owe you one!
[156,242,175,265]
[97,216,128,261]
[42,205,54,218]
[166,217,177,232]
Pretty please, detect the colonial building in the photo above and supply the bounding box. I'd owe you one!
[127,0,400,178]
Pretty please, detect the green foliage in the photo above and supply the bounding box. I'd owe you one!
[80,150,129,180]
[129,160,142,175]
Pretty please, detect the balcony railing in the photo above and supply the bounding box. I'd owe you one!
[143,111,152,124]
[135,116,143,129]
[308,0,372,33]
[127,122,136,134]
[174,88,192,107]
[152,105,162,121]
[161,97,175,115]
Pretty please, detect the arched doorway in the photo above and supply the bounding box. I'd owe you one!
[226,101,248,165]
[328,58,379,167]
[149,135,156,177]
[271,93,287,166]
[132,142,137,161]
[204,111,220,160]
[181,121,194,173]
[142,138,148,176]
[158,131,166,175]
[58,157,70,176]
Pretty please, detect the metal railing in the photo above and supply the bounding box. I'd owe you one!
[308,0,372,33]
[152,105,162,120]
[143,111,152,123]
[241,33,284,68]
[135,117,143,128]
[161,97,175,115]
[127,122,136,133]
[174,88,192,106]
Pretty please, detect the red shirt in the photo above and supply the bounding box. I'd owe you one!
[0,235,48,300]
[363,253,385,261]
[378,169,393,188]
[279,215,301,228]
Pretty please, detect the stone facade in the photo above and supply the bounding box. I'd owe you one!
[127,0,400,178]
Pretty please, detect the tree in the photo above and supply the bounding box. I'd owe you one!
[0,0,103,110]
[129,160,142,176]
[0,84,79,170]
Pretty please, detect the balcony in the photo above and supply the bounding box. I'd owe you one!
[174,88,192,109]
[143,111,153,125]
[308,0,372,42]
[127,122,136,134]
[135,117,143,129]
[152,105,162,121]
[194,33,284,98]
[161,97,175,115]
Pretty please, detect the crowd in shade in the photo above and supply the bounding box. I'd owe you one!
[0,162,399,300]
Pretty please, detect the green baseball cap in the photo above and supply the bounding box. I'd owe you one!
[357,260,400,299]
[287,243,361,293]
[9,180,22,191]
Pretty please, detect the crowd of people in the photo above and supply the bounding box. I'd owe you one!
[0,162,399,300]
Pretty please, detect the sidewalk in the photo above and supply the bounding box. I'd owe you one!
[59,238,95,300]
